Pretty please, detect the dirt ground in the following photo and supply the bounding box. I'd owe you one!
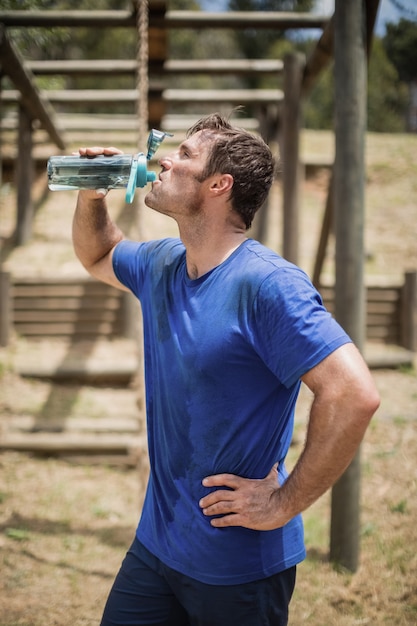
[0,129,417,625]
[0,368,416,626]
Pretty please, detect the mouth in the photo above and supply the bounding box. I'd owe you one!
[150,178,161,190]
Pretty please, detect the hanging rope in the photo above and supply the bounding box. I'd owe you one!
[132,1,150,464]
[136,0,149,149]
[134,0,150,240]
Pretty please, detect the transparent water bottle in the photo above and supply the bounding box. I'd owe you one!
[47,129,172,204]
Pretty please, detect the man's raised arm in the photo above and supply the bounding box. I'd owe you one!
[72,147,128,291]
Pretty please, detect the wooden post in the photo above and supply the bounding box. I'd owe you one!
[302,15,334,98]
[282,52,305,265]
[330,0,367,573]
[0,76,3,190]
[253,104,278,245]
[15,104,34,245]
[401,270,417,352]
[308,0,381,288]
[0,271,11,347]
[312,172,334,288]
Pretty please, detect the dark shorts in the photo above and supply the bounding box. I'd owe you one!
[100,537,296,626]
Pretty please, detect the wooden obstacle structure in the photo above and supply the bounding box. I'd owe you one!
[0,4,313,151]
[0,2,327,246]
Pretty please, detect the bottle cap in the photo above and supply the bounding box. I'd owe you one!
[125,154,157,203]
[147,129,173,160]
[125,129,172,203]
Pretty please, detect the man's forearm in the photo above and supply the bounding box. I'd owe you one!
[72,190,125,273]
[275,395,372,525]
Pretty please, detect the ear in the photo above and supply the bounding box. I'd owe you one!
[209,173,233,197]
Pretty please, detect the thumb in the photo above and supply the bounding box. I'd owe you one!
[267,463,280,486]
[269,463,279,475]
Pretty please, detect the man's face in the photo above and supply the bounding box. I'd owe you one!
[144,130,213,220]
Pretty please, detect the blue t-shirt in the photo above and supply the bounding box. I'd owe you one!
[113,237,351,585]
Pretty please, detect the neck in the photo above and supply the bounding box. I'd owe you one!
[178,220,247,280]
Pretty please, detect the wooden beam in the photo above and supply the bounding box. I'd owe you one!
[0,9,136,27]
[155,11,329,30]
[282,52,305,265]
[303,0,379,95]
[2,88,284,105]
[15,105,34,245]
[0,9,329,30]
[302,15,334,97]
[26,58,284,76]
[0,271,11,348]
[365,0,382,55]
[401,271,417,352]
[0,25,65,149]
[163,59,284,75]
[312,173,334,288]
[1,88,138,105]
[163,88,284,104]
[26,59,138,75]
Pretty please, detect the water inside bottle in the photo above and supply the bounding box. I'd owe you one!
[47,154,133,191]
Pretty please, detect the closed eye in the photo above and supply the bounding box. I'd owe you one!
[180,147,191,158]
[178,139,197,159]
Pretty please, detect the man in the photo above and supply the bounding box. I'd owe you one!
[72,113,380,626]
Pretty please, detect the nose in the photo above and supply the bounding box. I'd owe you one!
[158,154,173,169]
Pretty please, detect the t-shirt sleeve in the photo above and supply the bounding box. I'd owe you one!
[112,238,183,298]
[251,266,351,388]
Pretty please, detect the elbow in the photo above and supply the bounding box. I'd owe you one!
[357,383,381,429]
[368,387,381,419]
[370,383,381,413]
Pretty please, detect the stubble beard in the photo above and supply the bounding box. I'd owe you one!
[144,179,205,221]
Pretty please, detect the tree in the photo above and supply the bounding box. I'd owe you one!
[384,18,417,83]
[368,37,408,132]
[300,36,409,132]
[384,18,417,130]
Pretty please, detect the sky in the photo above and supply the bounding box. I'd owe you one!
[200,0,411,36]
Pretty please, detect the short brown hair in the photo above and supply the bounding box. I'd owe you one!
[187,113,276,229]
